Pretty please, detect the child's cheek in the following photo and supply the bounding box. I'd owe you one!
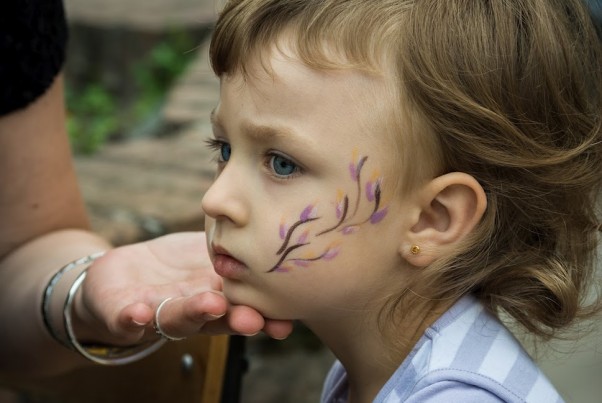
[268,202,322,273]
[265,151,389,274]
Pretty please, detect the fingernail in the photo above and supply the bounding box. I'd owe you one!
[202,313,225,321]
[132,320,146,326]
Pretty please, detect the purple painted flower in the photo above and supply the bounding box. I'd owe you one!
[349,162,357,181]
[323,246,340,260]
[366,172,383,202]
[342,226,358,235]
[297,230,309,244]
[366,181,375,202]
[274,265,290,273]
[349,152,368,182]
[334,190,346,219]
[300,204,318,221]
[293,260,311,267]
[336,202,344,219]
[370,207,389,224]
[279,222,288,240]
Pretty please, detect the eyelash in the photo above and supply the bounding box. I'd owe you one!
[205,138,229,163]
[204,138,303,180]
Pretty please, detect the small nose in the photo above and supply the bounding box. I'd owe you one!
[201,163,250,226]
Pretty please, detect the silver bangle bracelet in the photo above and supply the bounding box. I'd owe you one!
[42,252,106,347]
[63,269,166,365]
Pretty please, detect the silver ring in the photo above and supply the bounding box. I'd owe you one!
[153,297,185,341]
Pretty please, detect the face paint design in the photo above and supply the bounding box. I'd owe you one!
[269,150,388,272]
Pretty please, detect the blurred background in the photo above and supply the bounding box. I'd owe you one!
[12,0,601,402]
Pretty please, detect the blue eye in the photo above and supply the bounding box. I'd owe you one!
[270,154,298,177]
[220,143,231,162]
[205,138,231,164]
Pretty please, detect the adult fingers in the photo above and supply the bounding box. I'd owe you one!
[201,304,265,336]
[85,302,153,346]
[262,319,293,340]
[153,292,228,340]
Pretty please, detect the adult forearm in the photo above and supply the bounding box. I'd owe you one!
[0,229,112,379]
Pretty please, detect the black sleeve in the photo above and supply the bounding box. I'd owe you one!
[0,0,68,116]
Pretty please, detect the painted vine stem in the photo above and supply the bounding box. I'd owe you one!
[268,153,388,272]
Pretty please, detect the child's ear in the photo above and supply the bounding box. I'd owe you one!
[401,172,487,267]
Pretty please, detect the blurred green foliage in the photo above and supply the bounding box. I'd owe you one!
[66,84,119,155]
[132,30,196,123]
[67,30,196,155]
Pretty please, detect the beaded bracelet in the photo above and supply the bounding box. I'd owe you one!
[63,269,166,365]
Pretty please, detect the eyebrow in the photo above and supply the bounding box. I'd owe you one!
[210,108,312,146]
[242,122,298,143]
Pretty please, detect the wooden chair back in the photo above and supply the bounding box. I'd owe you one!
[20,334,230,403]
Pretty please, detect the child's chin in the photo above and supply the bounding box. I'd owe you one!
[222,284,263,310]
[222,283,297,320]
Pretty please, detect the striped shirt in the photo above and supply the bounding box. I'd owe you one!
[321,295,563,402]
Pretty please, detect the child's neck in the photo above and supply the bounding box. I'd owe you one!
[305,298,454,403]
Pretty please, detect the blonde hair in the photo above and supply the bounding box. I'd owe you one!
[210,0,602,340]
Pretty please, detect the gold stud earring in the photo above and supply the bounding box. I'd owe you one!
[410,245,421,255]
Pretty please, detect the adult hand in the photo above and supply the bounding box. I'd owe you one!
[74,232,293,346]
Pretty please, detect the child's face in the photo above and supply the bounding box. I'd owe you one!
[202,49,414,321]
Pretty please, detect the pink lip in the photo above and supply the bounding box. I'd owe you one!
[211,244,248,280]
